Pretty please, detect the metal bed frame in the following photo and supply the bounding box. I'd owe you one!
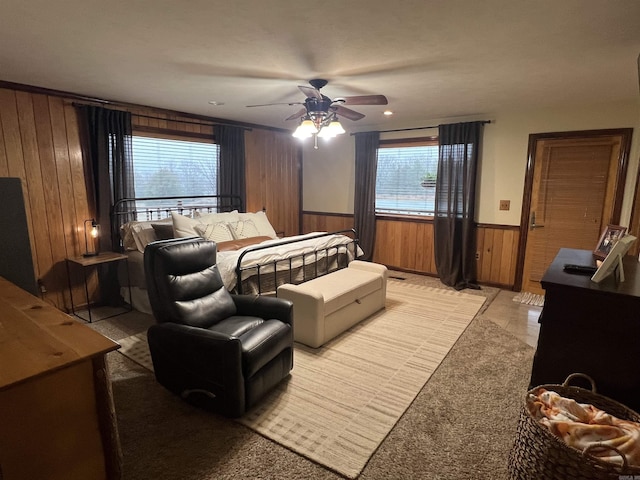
[111,194,244,250]
[111,196,360,295]
[234,229,360,294]
[112,194,244,221]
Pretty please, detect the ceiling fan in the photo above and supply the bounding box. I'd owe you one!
[247,79,388,142]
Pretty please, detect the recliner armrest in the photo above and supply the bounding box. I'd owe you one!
[231,294,293,326]
[240,319,293,378]
[147,323,242,366]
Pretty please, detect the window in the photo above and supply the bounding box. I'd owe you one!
[130,134,219,208]
[375,139,438,216]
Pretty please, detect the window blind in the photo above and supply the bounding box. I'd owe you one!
[375,145,439,216]
[131,135,219,200]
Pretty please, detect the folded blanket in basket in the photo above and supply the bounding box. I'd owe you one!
[527,389,640,467]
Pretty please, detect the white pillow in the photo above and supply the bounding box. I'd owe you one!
[120,222,138,251]
[195,210,240,224]
[195,222,235,243]
[171,212,200,238]
[229,219,261,239]
[122,219,172,252]
[238,211,278,238]
[130,223,157,253]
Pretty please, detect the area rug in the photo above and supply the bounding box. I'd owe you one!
[512,291,545,307]
[117,331,153,370]
[117,280,486,478]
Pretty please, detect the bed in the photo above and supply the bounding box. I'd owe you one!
[112,195,362,313]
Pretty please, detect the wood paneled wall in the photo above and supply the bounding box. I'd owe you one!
[302,211,355,233]
[476,224,520,287]
[0,84,300,311]
[302,212,520,289]
[245,128,301,237]
[374,217,438,274]
[0,88,88,310]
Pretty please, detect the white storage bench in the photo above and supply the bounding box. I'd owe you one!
[277,260,388,348]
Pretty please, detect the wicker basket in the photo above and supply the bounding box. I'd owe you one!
[508,373,640,480]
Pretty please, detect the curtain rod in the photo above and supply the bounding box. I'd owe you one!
[134,112,218,127]
[132,112,252,131]
[351,120,491,135]
[71,102,252,130]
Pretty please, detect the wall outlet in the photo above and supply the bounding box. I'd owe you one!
[499,200,510,211]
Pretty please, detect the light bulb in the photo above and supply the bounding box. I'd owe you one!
[317,127,335,138]
[328,120,345,135]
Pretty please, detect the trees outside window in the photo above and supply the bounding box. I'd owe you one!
[375,139,438,217]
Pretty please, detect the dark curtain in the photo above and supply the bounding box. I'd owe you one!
[77,105,134,303]
[215,125,246,211]
[434,121,483,290]
[77,105,134,250]
[354,131,380,261]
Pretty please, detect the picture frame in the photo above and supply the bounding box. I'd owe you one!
[591,234,636,283]
[593,224,627,260]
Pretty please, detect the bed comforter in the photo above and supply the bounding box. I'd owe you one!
[216,232,362,293]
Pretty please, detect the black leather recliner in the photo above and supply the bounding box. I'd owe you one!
[144,237,294,417]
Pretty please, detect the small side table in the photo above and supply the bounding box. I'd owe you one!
[66,251,132,323]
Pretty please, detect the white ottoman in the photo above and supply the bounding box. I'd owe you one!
[277,260,387,348]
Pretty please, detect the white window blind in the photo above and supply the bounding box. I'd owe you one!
[375,144,439,216]
[131,135,219,200]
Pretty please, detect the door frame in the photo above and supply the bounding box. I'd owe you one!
[514,128,633,291]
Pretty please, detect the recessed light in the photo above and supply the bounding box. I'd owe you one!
[208,100,225,106]
[383,110,393,116]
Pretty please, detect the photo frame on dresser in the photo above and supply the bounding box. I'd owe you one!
[593,224,627,260]
[591,234,637,283]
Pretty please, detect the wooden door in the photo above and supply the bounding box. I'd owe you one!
[518,129,632,294]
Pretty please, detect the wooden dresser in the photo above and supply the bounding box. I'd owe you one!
[529,248,640,413]
[0,277,122,480]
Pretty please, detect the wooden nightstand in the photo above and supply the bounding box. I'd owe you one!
[66,251,132,323]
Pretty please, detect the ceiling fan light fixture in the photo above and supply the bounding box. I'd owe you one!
[327,119,345,135]
[292,126,312,138]
[317,119,345,139]
[292,118,317,138]
[317,126,335,138]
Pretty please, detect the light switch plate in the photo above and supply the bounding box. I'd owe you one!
[499,200,510,211]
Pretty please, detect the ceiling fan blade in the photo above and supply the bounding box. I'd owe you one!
[338,94,388,106]
[298,85,322,100]
[334,105,365,121]
[246,102,303,107]
[285,108,307,121]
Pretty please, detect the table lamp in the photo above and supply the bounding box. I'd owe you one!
[83,218,100,257]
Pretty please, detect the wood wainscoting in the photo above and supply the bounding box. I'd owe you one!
[476,223,520,288]
[303,211,356,233]
[302,211,520,289]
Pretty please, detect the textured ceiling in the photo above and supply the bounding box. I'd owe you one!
[1,0,639,132]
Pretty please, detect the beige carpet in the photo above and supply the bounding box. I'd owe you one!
[118,280,486,478]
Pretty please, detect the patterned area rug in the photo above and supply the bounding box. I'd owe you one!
[118,332,153,370]
[512,291,545,307]
[117,280,486,478]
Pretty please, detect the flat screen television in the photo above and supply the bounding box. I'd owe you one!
[591,234,637,283]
